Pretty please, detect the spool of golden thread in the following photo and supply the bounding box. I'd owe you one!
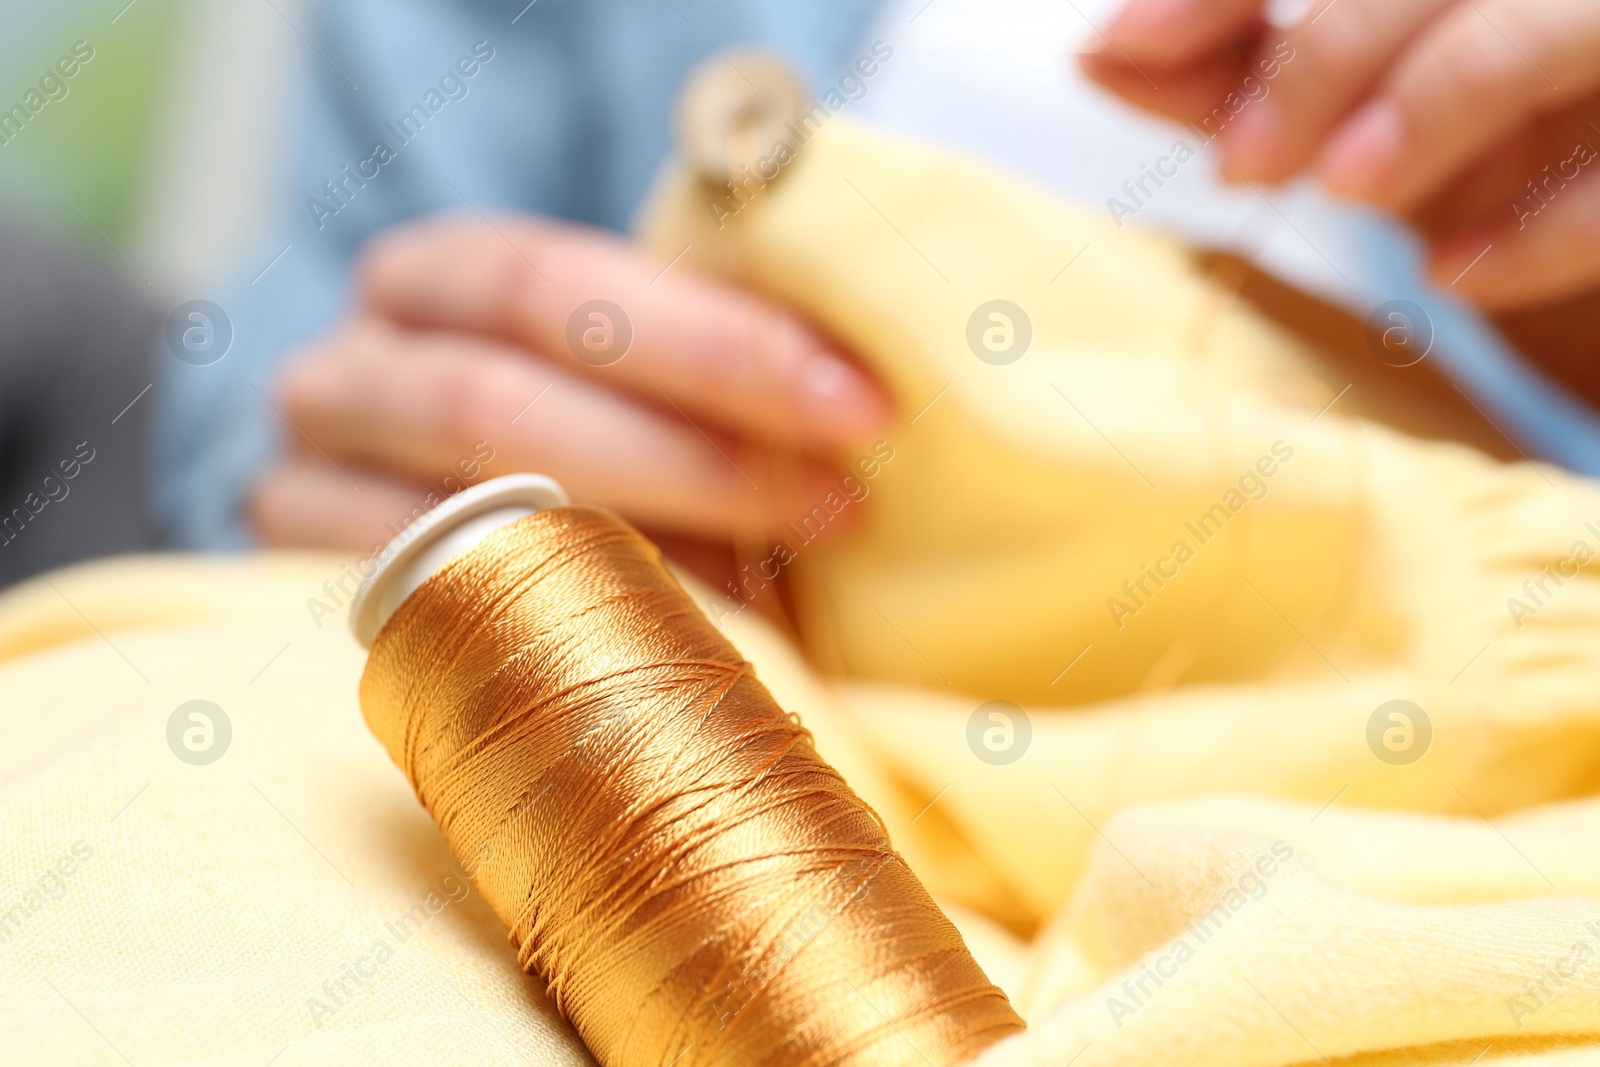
[351,478,1023,1065]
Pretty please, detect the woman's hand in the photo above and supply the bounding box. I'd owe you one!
[249,215,891,552]
[1083,0,1600,310]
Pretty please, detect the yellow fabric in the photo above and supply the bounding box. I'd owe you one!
[5,118,1600,1064]
[0,556,595,1066]
[9,555,1600,1066]
[640,120,1600,1062]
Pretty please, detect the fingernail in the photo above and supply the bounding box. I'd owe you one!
[1219,103,1280,182]
[802,353,888,437]
[1318,100,1404,202]
[1108,0,1191,45]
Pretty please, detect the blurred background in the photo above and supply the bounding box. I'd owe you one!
[0,0,301,294]
[2,0,1594,590]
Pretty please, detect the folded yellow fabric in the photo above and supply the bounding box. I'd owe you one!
[6,117,1600,1065]
[992,795,1600,1066]
[637,119,1600,1060]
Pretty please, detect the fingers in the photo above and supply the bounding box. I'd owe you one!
[1080,36,1262,124]
[275,319,846,542]
[1098,0,1266,68]
[355,215,891,453]
[1218,0,1454,182]
[1091,0,1600,223]
[1428,166,1600,311]
[1088,0,1452,182]
[1318,0,1600,210]
[249,460,432,551]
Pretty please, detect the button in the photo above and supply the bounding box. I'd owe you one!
[676,49,808,187]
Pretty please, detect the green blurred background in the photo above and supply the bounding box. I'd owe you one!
[0,0,301,294]
[1,2,182,241]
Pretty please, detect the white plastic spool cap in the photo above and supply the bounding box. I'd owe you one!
[348,473,570,649]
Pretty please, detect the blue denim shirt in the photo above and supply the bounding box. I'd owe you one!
[154,0,881,548]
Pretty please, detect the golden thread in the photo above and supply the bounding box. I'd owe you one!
[359,506,1024,1066]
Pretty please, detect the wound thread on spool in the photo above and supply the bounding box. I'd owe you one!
[355,496,1024,1066]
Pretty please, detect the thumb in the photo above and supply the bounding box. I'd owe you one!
[1428,166,1600,311]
